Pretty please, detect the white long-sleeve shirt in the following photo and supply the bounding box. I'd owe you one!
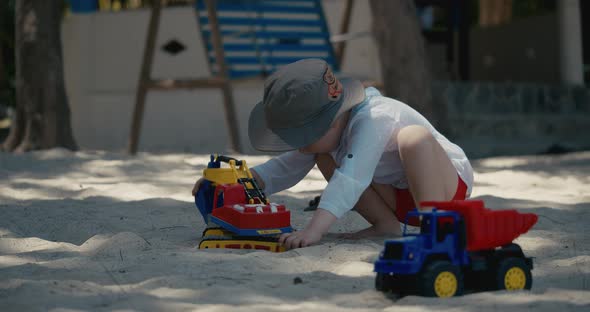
[252,87,474,218]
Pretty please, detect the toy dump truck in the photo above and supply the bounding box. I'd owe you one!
[374,200,538,297]
[195,155,292,252]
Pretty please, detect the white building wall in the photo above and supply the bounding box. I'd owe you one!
[558,0,584,85]
[61,1,381,154]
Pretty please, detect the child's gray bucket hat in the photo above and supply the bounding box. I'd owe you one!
[248,58,366,152]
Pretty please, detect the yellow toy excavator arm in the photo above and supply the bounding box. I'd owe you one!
[202,155,269,204]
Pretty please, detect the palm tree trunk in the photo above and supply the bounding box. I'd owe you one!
[3,0,77,152]
[369,0,448,131]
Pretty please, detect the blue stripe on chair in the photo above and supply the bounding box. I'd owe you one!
[230,70,267,78]
[196,2,320,14]
[209,43,331,52]
[210,56,335,65]
[199,17,323,27]
[211,69,267,78]
[202,30,328,39]
[197,0,337,79]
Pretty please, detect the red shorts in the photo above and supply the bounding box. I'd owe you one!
[393,176,468,226]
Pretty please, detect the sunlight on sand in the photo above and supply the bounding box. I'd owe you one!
[473,170,588,205]
[1,150,589,311]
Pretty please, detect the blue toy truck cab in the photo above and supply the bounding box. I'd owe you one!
[375,209,470,276]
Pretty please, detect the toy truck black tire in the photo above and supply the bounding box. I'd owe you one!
[494,257,532,291]
[418,260,464,297]
[376,273,414,295]
[375,273,392,292]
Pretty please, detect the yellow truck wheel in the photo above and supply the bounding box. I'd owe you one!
[418,260,464,297]
[495,257,532,290]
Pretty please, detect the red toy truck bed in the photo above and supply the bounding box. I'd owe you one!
[422,200,538,251]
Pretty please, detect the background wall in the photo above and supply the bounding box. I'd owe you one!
[470,14,560,84]
[434,82,590,158]
[62,2,588,158]
[61,1,381,154]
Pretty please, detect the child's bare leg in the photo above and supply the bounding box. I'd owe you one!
[349,184,402,238]
[397,125,459,208]
[315,154,401,238]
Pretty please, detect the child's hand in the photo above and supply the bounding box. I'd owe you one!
[279,208,337,249]
[191,177,204,196]
[279,228,323,249]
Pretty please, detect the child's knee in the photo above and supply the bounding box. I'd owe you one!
[397,125,435,155]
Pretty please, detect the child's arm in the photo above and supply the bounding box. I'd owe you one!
[250,151,315,195]
[192,151,311,196]
[192,151,310,196]
[279,208,337,249]
[280,113,398,248]
[250,168,265,189]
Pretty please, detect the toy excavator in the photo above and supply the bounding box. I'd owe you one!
[194,155,292,252]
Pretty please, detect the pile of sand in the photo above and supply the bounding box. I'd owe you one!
[1,149,588,311]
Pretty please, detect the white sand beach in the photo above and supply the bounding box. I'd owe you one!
[1,149,589,311]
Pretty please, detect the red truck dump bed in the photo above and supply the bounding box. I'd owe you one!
[421,200,538,251]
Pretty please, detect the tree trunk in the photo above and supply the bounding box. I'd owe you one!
[0,1,9,99]
[0,2,5,90]
[2,0,77,152]
[369,0,448,132]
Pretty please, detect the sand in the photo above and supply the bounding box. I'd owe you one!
[1,148,589,311]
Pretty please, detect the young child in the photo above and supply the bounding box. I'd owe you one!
[192,58,473,250]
